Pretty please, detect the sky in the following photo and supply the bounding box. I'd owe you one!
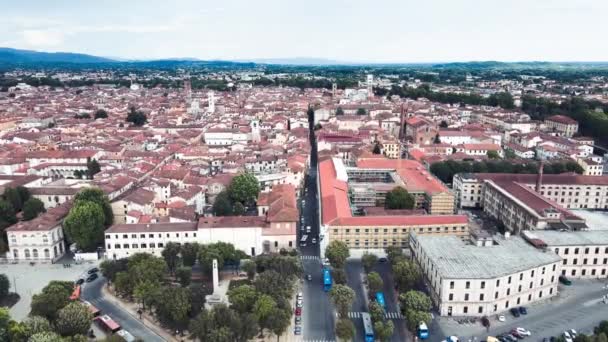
[1,0,607,63]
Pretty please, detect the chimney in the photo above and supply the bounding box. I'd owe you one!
[535,161,544,192]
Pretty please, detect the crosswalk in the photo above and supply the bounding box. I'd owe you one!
[347,311,404,320]
[302,340,335,342]
[300,255,321,261]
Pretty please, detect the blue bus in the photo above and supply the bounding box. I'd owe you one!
[323,268,332,292]
[375,292,386,311]
[418,322,429,339]
[361,312,374,342]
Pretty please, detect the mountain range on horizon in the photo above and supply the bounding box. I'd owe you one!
[1,47,608,68]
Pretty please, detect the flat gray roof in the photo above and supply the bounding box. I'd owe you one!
[529,230,608,247]
[415,234,561,279]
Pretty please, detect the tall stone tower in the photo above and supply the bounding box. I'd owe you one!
[207,91,215,113]
[366,74,374,98]
[250,119,261,143]
[184,78,192,101]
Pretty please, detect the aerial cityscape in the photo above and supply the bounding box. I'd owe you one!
[1,1,608,342]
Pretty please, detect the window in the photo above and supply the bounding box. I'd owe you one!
[575,248,579,254]
[531,270,535,277]
[585,248,590,254]
[123,234,128,239]
[141,243,147,248]
[539,291,543,298]
[464,293,469,301]
[131,234,136,238]
[478,306,483,314]
[449,293,453,300]
[496,279,500,287]
[508,276,512,284]
[505,301,509,308]
[150,243,156,248]
[105,235,111,239]
[465,281,470,289]
[518,285,522,292]
[553,264,556,271]
[463,306,468,314]
[274,241,278,247]
[481,281,485,289]
[519,273,523,281]
[542,267,545,275]
[507,288,510,296]
[584,258,588,265]
[450,281,454,289]
[494,291,498,299]
[149,234,154,238]
[158,243,164,248]
[140,234,145,238]
[132,244,138,248]
[123,244,129,249]
[582,269,587,276]
[529,282,533,289]
[565,248,569,255]
[571,270,576,276]
[479,294,484,301]
[551,276,555,282]
[114,244,121,249]
[596,247,600,254]
[528,294,532,301]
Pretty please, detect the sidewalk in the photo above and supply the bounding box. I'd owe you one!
[102,285,182,342]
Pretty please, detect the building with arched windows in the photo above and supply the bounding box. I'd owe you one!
[5,202,69,263]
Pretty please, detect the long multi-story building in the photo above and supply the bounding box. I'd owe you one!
[411,232,561,317]
[454,173,608,210]
[317,157,467,256]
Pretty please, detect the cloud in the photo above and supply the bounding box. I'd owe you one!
[22,29,65,47]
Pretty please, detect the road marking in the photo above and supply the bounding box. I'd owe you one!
[347,311,404,320]
[300,255,320,260]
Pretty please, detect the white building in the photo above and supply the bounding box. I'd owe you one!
[411,233,561,317]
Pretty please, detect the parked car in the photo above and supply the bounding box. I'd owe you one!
[294,326,302,335]
[569,330,577,338]
[378,257,388,263]
[510,330,524,339]
[498,315,506,322]
[312,238,317,244]
[515,327,531,336]
[297,292,303,299]
[87,267,99,274]
[518,307,528,315]
[295,316,301,325]
[563,332,573,342]
[559,275,572,285]
[75,278,85,285]
[86,273,98,282]
[297,299,303,307]
[510,307,521,317]
[504,334,518,342]
[295,307,302,316]
[306,274,312,281]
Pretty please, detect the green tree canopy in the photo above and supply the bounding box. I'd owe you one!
[404,309,432,332]
[3,187,24,212]
[361,253,378,274]
[0,200,17,230]
[372,143,381,154]
[325,240,350,269]
[22,316,53,339]
[0,274,9,299]
[154,286,191,330]
[393,259,421,291]
[99,259,128,283]
[73,188,113,226]
[336,107,344,116]
[28,331,64,342]
[399,290,432,312]
[227,285,259,314]
[212,191,233,216]
[329,284,355,318]
[55,302,93,337]
[94,109,108,119]
[176,266,192,287]
[335,318,355,341]
[22,198,46,221]
[63,201,105,252]
[367,272,384,295]
[385,187,415,210]
[487,150,500,159]
[86,159,101,178]
[373,320,394,342]
[228,173,260,206]
[30,281,74,321]
[241,260,257,280]
[126,107,147,126]
[161,242,181,274]
[356,108,367,115]
[180,242,199,267]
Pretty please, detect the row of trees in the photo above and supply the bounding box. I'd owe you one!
[73,159,101,180]
[429,159,584,184]
[63,188,113,252]
[385,84,516,109]
[0,187,46,252]
[212,173,261,216]
[159,241,248,277]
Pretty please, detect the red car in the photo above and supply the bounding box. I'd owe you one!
[295,307,302,316]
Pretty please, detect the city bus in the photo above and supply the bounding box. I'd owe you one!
[361,312,374,342]
[322,268,332,292]
[95,315,121,333]
[418,321,429,339]
[81,300,101,317]
[375,292,386,311]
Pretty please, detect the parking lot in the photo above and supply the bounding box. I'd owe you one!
[2,260,100,320]
[430,279,608,341]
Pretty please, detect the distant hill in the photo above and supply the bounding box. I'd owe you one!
[0,47,116,64]
[236,57,348,65]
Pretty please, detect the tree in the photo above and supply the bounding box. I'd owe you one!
[16,186,30,204]
[86,159,101,178]
[28,331,64,342]
[94,109,108,119]
[99,259,128,283]
[162,242,181,274]
[385,187,415,210]
[393,259,421,291]
[176,267,192,287]
[73,188,113,226]
[0,200,17,230]
[22,198,46,221]
[63,201,105,252]
[126,107,147,126]
[30,281,73,320]
[404,309,432,332]
[356,108,367,115]
[597,333,608,342]
[227,285,258,314]
[0,307,9,342]
[400,290,432,312]
[198,245,225,277]
[22,316,52,339]
[372,143,381,154]
[504,148,517,159]
[332,268,347,285]
[335,318,355,341]
[487,150,500,159]
[212,191,233,216]
[253,294,277,333]
[154,286,191,330]
[596,321,608,335]
[55,302,92,336]
[241,260,257,280]
[3,187,23,211]
[233,201,246,215]
[368,301,384,323]
[385,246,404,265]
[128,253,168,286]
[114,272,135,297]
[133,281,161,310]
[228,173,260,207]
[336,107,344,116]
[329,285,355,318]
[367,272,384,295]
[373,320,394,342]
[325,240,349,269]
[180,243,199,267]
[254,270,293,303]
[0,274,9,299]
[439,120,448,128]
[361,253,378,274]
[433,133,441,144]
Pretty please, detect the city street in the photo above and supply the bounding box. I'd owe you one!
[429,280,608,341]
[81,276,165,342]
[375,261,408,342]
[299,111,336,342]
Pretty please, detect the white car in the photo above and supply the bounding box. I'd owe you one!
[323,258,331,267]
[569,329,578,337]
[312,238,317,244]
[498,315,506,322]
[297,292,303,298]
[563,332,573,342]
[515,327,531,336]
[297,299,303,307]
